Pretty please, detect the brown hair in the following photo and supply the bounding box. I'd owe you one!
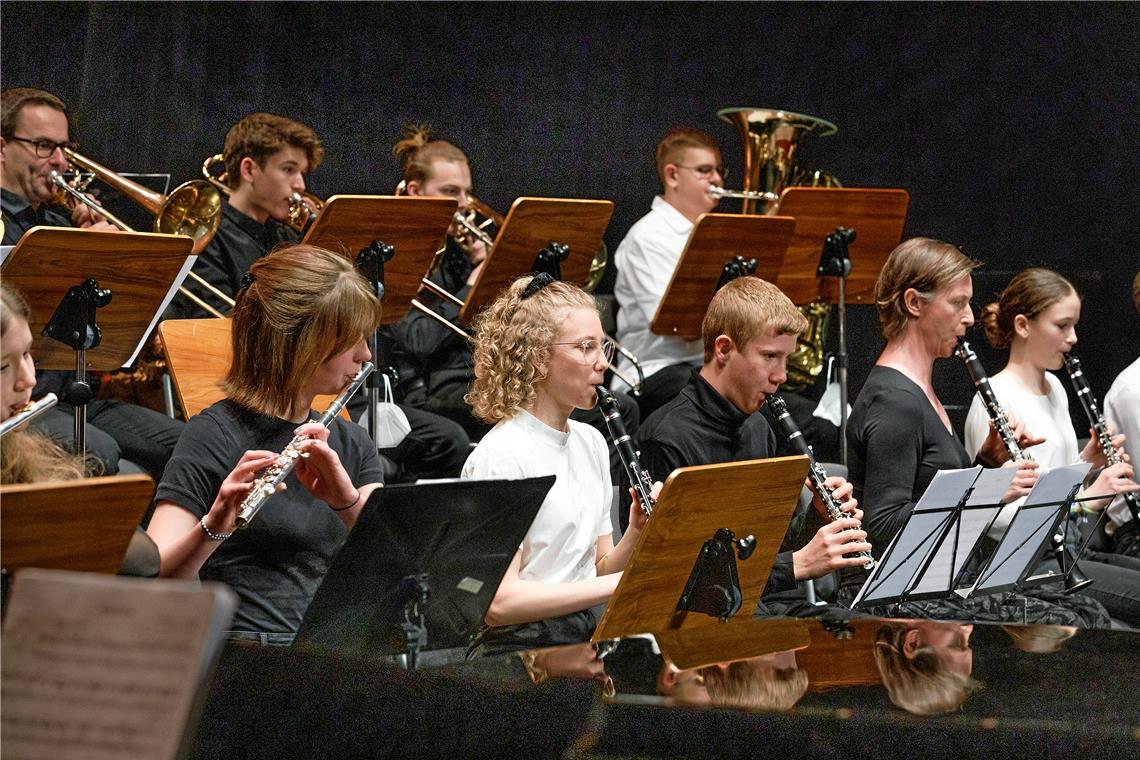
[393,123,469,185]
[873,623,981,715]
[223,244,381,419]
[979,267,1077,350]
[466,275,597,423]
[1132,271,1140,314]
[1,87,68,139]
[656,126,720,185]
[1,283,90,484]
[701,277,808,363]
[698,659,809,712]
[222,112,324,190]
[874,237,981,341]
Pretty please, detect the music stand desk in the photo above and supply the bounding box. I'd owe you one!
[462,197,613,322]
[593,456,809,642]
[1,474,153,574]
[302,195,457,325]
[294,476,554,657]
[650,213,795,340]
[1,227,195,369]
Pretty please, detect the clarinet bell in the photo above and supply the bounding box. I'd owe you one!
[1051,533,1094,594]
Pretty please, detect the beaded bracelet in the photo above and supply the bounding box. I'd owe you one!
[200,516,234,541]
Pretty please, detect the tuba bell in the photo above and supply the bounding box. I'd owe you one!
[717,107,841,389]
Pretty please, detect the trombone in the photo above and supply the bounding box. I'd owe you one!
[201,153,323,233]
[49,149,231,318]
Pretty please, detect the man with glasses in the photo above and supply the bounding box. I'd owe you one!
[1,87,116,244]
[613,126,726,418]
[1,87,182,480]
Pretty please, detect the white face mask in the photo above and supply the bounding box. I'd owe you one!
[358,374,411,448]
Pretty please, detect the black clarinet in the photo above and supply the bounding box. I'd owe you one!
[1062,352,1140,525]
[956,338,1092,592]
[768,394,875,569]
[596,386,654,517]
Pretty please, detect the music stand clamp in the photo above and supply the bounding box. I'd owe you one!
[530,241,569,280]
[356,241,396,444]
[675,528,757,622]
[715,255,758,291]
[399,574,432,670]
[42,278,112,457]
[816,227,854,464]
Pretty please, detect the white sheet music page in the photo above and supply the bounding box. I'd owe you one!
[0,569,237,760]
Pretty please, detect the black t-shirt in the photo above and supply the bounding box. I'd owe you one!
[846,366,972,554]
[636,370,815,595]
[155,399,385,633]
[1,187,73,246]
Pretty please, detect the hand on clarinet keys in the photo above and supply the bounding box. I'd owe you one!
[792,519,873,580]
[999,458,1039,503]
[627,481,662,532]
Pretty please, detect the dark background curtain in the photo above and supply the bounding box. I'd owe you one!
[4,1,1137,420]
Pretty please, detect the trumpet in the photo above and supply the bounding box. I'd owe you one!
[201,153,323,233]
[707,185,780,203]
[453,209,496,249]
[48,151,230,318]
[0,394,58,438]
[235,362,375,529]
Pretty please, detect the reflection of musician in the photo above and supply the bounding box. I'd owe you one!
[1103,272,1140,555]
[518,642,615,697]
[1,87,115,242]
[461,275,651,656]
[848,238,1109,627]
[2,283,159,577]
[167,112,322,319]
[874,620,979,715]
[1,87,183,479]
[148,245,386,644]
[658,650,808,711]
[637,277,871,602]
[612,126,723,417]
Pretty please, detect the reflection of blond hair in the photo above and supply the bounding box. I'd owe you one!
[874,623,980,715]
[699,661,809,712]
[1002,624,1078,654]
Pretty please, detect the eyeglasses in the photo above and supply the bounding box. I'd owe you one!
[676,164,728,181]
[551,338,616,365]
[8,136,78,158]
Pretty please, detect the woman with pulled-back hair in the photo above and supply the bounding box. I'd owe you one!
[461,274,651,656]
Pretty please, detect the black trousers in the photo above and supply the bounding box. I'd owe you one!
[379,404,472,482]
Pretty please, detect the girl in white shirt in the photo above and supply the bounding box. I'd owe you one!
[462,274,651,655]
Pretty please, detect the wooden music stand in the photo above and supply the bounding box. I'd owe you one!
[301,195,457,324]
[592,456,809,642]
[159,318,347,421]
[655,617,811,671]
[461,197,613,322]
[650,213,796,340]
[774,187,909,306]
[0,227,195,370]
[0,474,153,574]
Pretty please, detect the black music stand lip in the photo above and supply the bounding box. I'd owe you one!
[293,476,554,663]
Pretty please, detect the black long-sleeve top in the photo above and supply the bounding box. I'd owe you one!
[846,366,972,556]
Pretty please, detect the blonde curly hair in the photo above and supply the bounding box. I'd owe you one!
[466,275,597,424]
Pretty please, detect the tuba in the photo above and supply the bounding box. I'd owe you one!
[201,153,323,233]
[717,107,841,389]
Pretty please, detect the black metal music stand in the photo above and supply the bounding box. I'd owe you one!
[293,476,554,669]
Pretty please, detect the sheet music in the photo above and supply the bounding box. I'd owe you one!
[1,568,237,760]
[970,462,1092,595]
[0,244,13,264]
[128,254,198,367]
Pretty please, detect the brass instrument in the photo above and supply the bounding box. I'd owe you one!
[201,153,323,233]
[235,362,374,529]
[768,394,873,569]
[49,152,229,319]
[717,107,841,390]
[0,394,58,438]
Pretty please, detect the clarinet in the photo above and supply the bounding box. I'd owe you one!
[595,386,654,517]
[768,394,875,569]
[235,362,375,529]
[0,394,58,438]
[1062,352,1140,524]
[956,338,1091,591]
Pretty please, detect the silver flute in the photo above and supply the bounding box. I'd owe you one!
[0,394,58,438]
[235,363,375,529]
[768,394,874,569]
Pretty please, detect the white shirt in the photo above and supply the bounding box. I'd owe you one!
[1104,356,1140,526]
[963,370,1080,536]
[461,410,613,584]
[612,195,703,389]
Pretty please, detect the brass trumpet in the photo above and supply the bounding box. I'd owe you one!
[49,150,230,318]
[201,153,323,233]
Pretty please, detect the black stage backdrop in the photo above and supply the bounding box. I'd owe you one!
[4,1,1138,421]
